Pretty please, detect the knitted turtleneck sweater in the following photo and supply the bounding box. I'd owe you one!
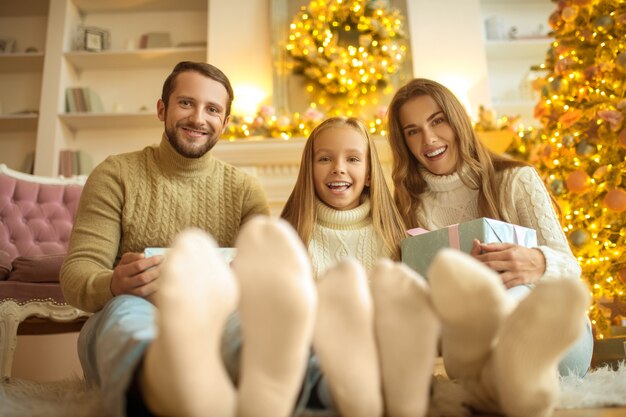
[60,135,269,312]
[308,197,389,278]
[416,165,581,281]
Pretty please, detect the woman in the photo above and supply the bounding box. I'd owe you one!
[386,78,593,377]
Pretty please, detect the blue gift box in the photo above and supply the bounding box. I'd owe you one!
[401,217,537,277]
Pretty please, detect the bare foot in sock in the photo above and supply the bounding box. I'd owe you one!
[232,217,317,417]
[428,249,513,380]
[488,279,590,417]
[313,257,382,417]
[142,228,238,417]
[370,259,440,417]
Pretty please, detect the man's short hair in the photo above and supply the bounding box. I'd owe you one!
[161,61,234,117]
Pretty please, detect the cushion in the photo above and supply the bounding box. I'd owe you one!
[7,253,66,283]
[0,250,11,280]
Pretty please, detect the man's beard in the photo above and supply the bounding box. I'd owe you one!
[165,123,219,159]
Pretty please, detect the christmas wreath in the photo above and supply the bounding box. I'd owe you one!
[286,0,407,99]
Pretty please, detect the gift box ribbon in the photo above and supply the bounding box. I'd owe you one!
[406,222,526,250]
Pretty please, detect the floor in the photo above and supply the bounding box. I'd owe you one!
[553,410,626,417]
[432,358,626,417]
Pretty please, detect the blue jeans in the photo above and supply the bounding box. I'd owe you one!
[77,295,322,417]
[507,285,593,377]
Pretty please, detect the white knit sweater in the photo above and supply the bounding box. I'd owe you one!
[416,165,581,280]
[309,197,389,279]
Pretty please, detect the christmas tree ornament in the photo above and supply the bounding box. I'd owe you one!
[550,178,565,195]
[617,51,626,72]
[603,188,626,212]
[559,108,582,128]
[562,134,575,147]
[549,10,563,29]
[619,128,626,148]
[575,140,596,156]
[566,170,590,193]
[569,229,589,247]
[593,15,614,33]
[561,6,579,22]
[549,76,569,94]
[598,109,624,132]
[592,165,608,179]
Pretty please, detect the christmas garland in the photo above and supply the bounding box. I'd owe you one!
[286,0,407,98]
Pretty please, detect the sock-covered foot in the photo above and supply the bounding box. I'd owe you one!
[142,228,238,417]
[313,257,382,417]
[489,279,590,417]
[370,259,440,417]
[232,217,317,417]
[428,249,513,380]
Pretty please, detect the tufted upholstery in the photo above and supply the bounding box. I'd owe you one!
[0,164,91,380]
[0,169,82,260]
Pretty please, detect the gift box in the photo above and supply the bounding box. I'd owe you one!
[144,247,237,263]
[401,217,537,277]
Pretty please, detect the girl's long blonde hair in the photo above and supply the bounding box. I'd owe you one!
[281,117,406,259]
[387,78,529,229]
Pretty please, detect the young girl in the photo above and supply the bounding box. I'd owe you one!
[281,116,406,276]
[281,117,441,417]
[385,78,593,414]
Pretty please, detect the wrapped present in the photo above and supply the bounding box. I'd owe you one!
[144,247,237,263]
[401,217,537,277]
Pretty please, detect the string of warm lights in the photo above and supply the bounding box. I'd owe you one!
[222,104,387,140]
[285,0,407,113]
[505,0,626,338]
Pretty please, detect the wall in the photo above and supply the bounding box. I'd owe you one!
[208,0,273,117]
[406,0,490,119]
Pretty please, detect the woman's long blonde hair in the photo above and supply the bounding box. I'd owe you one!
[387,78,529,229]
[281,117,406,259]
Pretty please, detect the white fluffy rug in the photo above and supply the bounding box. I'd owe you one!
[1,363,625,417]
[426,362,626,417]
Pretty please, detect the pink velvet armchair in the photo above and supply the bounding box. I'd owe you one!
[0,164,91,380]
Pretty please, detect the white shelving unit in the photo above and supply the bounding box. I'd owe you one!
[59,112,160,132]
[0,114,39,131]
[480,0,555,127]
[64,47,206,71]
[0,0,209,175]
[0,0,49,172]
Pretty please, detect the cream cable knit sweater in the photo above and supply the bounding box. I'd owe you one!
[308,197,389,278]
[415,165,581,281]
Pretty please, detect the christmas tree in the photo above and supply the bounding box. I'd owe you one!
[507,0,626,338]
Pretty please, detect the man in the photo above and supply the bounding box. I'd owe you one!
[60,61,270,417]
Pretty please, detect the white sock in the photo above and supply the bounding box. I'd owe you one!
[142,228,238,417]
[487,279,590,417]
[370,259,440,417]
[313,257,382,417]
[232,217,317,417]
[428,249,513,380]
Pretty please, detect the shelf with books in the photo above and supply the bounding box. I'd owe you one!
[64,47,206,71]
[59,112,160,132]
